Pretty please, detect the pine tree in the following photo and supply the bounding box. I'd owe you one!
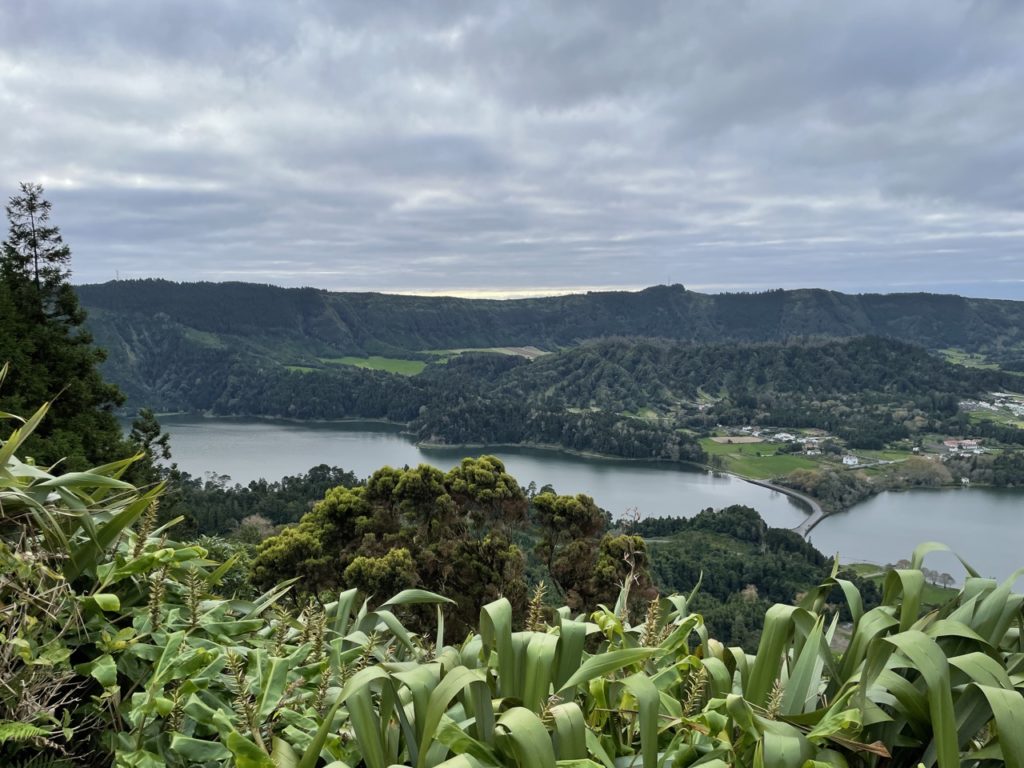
[3,182,72,302]
[0,183,133,470]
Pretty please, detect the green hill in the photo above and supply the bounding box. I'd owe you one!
[78,281,1024,389]
[74,280,1024,462]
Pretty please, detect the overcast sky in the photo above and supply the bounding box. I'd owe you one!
[1,1,1022,299]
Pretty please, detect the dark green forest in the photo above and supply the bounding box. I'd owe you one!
[636,506,881,647]
[79,279,1024,369]
[73,327,1020,460]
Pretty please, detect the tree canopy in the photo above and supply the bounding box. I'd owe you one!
[251,456,649,634]
[0,183,131,470]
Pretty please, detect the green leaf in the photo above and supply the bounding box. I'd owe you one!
[557,648,659,694]
[780,615,826,715]
[346,684,387,768]
[226,731,276,768]
[968,684,1024,768]
[36,471,133,489]
[549,703,587,761]
[382,588,456,607]
[495,707,556,768]
[0,721,50,745]
[746,604,797,706]
[884,630,958,768]
[416,667,488,768]
[882,569,923,634]
[621,672,659,768]
[271,737,300,768]
[0,400,49,467]
[169,734,232,762]
[76,653,117,688]
[66,488,162,580]
[523,633,558,711]
[553,618,588,690]
[480,598,517,698]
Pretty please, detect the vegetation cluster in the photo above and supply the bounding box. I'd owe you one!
[4,185,1024,766]
[0,183,134,472]
[5,410,1024,767]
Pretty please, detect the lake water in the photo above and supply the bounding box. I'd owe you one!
[156,416,1024,582]
[808,488,1024,583]
[156,415,810,528]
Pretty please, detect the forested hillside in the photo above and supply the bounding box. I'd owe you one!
[79,280,1024,395]
[82,331,1018,461]
[73,277,1024,465]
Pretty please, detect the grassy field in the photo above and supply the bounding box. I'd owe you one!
[856,449,912,461]
[701,438,818,479]
[425,346,547,361]
[967,408,1024,428]
[621,407,660,421]
[940,348,999,370]
[321,356,427,375]
[183,328,227,349]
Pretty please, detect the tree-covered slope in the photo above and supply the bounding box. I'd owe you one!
[78,280,1024,379]
[79,330,1018,462]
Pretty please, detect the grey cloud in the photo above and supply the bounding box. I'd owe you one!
[0,1,1022,297]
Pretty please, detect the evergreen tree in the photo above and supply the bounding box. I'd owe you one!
[0,183,133,470]
[3,182,71,303]
[125,407,174,487]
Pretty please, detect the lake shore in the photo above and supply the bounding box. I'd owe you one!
[414,437,703,466]
[148,413,1010,541]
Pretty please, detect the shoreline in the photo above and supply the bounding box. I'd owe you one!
[160,411,408,428]
[414,437,700,466]
[412,438,836,536]
[145,413,1010,538]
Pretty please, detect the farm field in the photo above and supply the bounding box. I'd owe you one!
[621,406,660,421]
[321,356,427,375]
[940,348,999,369]
[700,438,819,479]
[426,346,547,360]
[855,449,911,462]
[968,408,1024,429]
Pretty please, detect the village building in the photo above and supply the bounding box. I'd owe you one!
[943,438,981,451]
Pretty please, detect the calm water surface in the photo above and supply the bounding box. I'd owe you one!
[157,416,809,528]
[157,416,1024,581]
[809,488,1024,583]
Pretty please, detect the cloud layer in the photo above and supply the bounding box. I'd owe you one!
[2,1,1022,298]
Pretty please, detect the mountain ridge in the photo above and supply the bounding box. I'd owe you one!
[78,278,1024,359]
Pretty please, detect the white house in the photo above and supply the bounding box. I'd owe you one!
[842,455,859,466]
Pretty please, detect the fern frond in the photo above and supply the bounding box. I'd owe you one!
[0,721,49,744]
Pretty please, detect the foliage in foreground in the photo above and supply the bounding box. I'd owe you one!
[4,400,1024,766]
[249,457,647,635]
